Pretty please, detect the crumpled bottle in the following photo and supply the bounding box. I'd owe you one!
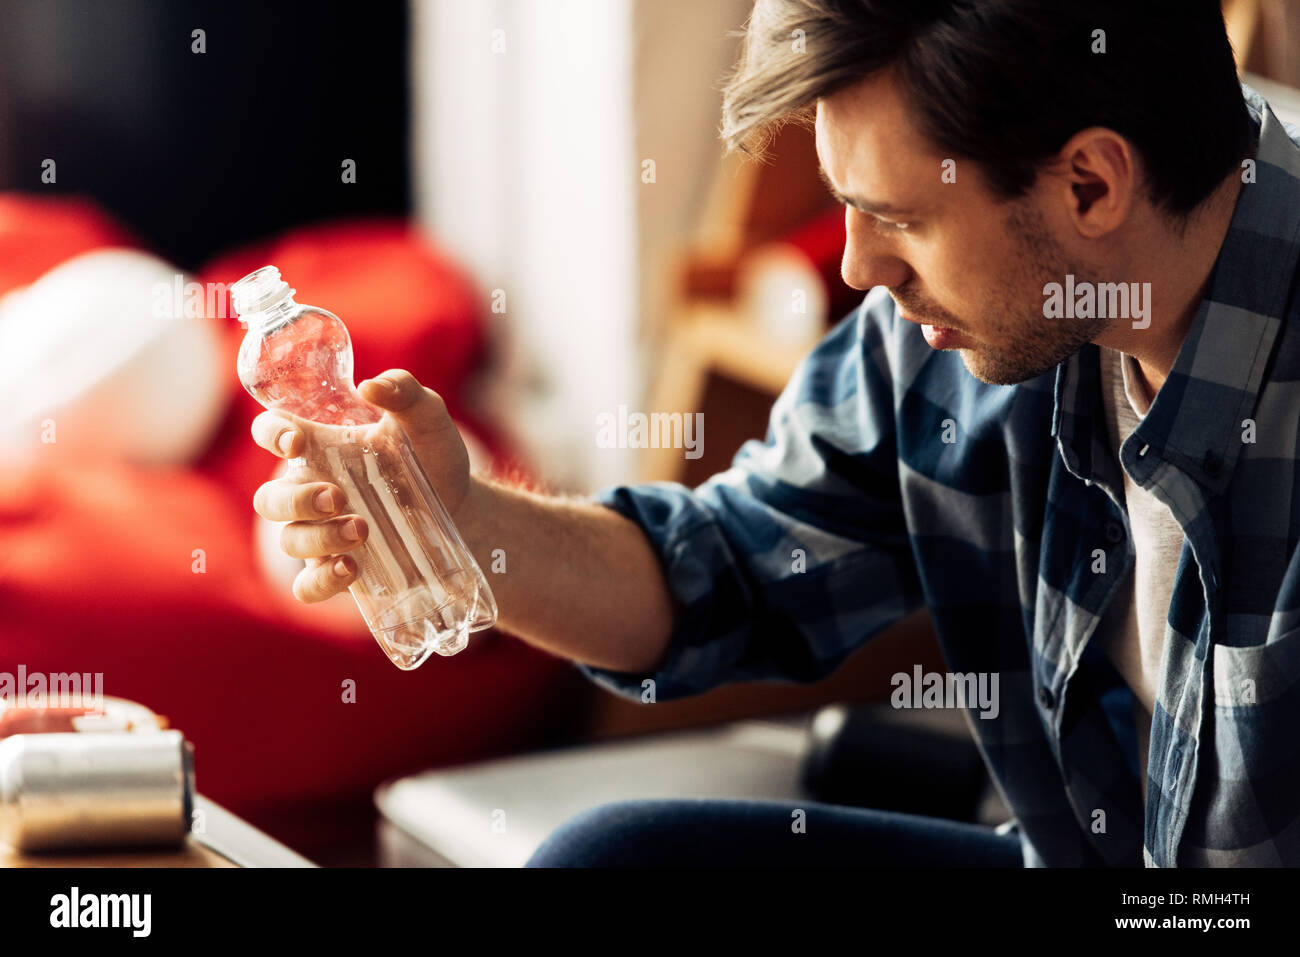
[232,266,497,670]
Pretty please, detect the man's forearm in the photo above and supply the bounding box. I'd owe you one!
[454,477,676,673]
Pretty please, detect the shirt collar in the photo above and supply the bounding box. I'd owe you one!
[1053,85,1300,495]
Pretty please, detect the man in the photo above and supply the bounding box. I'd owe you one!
[251,0,1300,866]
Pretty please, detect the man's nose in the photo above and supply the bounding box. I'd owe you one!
[841,208,910,291]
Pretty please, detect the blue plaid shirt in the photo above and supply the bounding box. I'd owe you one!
[578,87,1300,867]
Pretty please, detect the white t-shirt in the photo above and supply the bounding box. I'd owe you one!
[1094,347,1187,805]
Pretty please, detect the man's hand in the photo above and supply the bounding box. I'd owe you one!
[250,369,472,604]
[250,368,675,674]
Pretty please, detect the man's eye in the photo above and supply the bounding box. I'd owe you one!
[872,216,910,232]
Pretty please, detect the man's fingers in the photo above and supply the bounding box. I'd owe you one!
[359,370,427,410]
[254,479,343,523]
[279,516,368,559]
[251,412,303,459]
[293,556,357,603]
[359,370,449,434]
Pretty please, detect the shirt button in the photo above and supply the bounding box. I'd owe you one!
[1038,686,1055,710]
[1104,520,1124,544]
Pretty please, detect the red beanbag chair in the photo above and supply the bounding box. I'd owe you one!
[0,459,583,852]
[0,193,138,296]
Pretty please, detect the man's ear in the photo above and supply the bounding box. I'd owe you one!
[1053,127,1136,238]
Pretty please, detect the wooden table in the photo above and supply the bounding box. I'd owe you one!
[1,795,315,868]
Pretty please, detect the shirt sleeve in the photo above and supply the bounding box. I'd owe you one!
[577,289,924,702]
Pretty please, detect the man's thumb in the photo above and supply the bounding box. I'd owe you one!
[359,370,448,434]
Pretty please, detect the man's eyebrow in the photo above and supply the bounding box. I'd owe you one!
[816,163,911,216]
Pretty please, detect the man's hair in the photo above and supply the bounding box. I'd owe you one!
[721,0,1255,216]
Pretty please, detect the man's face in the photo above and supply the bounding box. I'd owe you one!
[815,69,1110,385]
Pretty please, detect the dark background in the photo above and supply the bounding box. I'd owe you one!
[0,0,411,269]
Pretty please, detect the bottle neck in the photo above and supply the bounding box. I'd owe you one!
[243,293,298,334]
[232,266,299,334]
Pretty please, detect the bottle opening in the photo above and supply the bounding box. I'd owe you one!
[231,266,295,326]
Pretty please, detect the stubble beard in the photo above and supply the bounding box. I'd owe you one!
[956,203,1112,386]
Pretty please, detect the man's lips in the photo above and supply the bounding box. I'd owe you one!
[920,323,962,349]
[900,312,965,349]
[900,310,947,328]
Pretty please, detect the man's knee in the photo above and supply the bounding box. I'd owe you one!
[524,800,689,867]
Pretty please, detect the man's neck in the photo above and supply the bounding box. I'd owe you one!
[1093,168,1246,396]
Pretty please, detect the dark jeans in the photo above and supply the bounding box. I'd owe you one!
[524,798,1024,867]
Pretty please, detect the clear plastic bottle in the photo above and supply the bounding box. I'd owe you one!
[231,266,497,670]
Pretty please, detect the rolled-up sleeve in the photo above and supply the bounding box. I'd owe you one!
[577,290,924,702]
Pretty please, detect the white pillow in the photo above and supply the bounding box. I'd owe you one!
[0,249,226,466]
